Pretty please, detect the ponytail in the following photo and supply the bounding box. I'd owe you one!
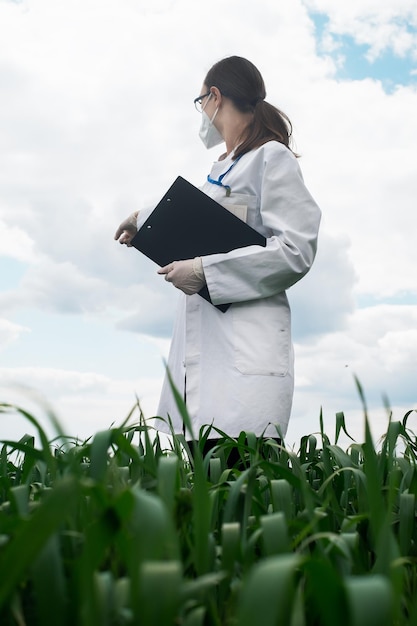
[234,99,297,160]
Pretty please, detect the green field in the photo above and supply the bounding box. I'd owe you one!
[1,383,417,625]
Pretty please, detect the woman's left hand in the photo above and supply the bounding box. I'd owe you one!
[158,258,205,295]
[114,211,139,246]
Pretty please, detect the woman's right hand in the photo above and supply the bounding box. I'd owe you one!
[114,211,139,246]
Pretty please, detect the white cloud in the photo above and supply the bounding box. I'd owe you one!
[291,77,417,299]
[304,0,417,60]
[288,303,417,447]
[293,304,417,411]
[0,318,29,349]
[289,230,357,339]
[0,220,35,262]
[0,367,163,441]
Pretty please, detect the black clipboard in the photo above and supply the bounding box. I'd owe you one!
[131,176,266,312]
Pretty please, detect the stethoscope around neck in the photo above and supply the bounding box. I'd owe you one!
[206,154,242,197]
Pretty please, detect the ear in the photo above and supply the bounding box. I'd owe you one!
[209,86,222,104]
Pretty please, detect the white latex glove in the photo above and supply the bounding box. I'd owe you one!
[114,211,139,246]
[158,257,205,295]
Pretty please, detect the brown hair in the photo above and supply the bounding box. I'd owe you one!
[204,56,296,160]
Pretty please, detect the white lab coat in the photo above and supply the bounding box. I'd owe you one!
[146,141,321,439]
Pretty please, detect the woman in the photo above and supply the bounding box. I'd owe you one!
[115,56,321,446]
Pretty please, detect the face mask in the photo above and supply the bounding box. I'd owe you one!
[199,98,224,149]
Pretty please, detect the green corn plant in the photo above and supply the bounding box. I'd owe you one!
[0,384,416,625]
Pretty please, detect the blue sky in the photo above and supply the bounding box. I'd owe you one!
[1,0,416,448]
[312,12,417,90]
[337,44,416,88]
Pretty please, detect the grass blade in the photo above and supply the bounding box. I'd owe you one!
[136,561,182,626]
[0,476,79,609]
[31,533,68,626]
[237,555,301,626]
[345,575,392,626]
[399,491,415,556]
[261,511,290,555]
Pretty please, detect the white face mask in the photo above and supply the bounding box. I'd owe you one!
[199,96,224,149]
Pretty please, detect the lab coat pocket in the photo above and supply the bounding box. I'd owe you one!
[220,193,257,224]
[232,297,290,377]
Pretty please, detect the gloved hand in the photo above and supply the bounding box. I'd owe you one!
[158,257,205,295]
[114,211,139,246]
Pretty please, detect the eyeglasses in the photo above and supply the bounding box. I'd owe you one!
[193,92,211,112]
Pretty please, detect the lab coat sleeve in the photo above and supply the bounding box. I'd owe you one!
[201,147,321,305]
